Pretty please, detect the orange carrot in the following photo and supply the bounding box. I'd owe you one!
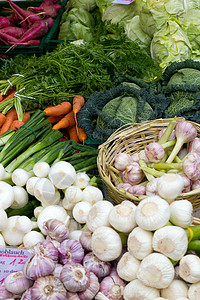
[52,110,76,130]
[23,112,30,123]
[46,115,64,124]
[10,120,24,131]
[0,95,3,102]
[0,89,16,103]
[72,95,85,118]
[44,101,72,117]
[68,125,79,143]
[0,113,6,127]
[77,126,88,143]
[0,108,17,134]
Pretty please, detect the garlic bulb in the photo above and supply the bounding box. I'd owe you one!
[0,209,7,231]
[91,226,122,262]
[58,239,84,264]
[146,177,159,196]
[0,286,14,300]
[170,200,193,228]
[4,271,33,295]
[31,275,67,300]
[117,251,140,282]
[123,279,160,300]
[83,252,111,278]
[23,231,45,249]
[86,201,113,232]
[99,272,126,300]
[137,253,175,289]
[188,281,200,300]
[43,218,69,242]
[157,173,185,203]
[60,262,90,292]
[78,271,100,300]
[95,292,109,299]
[67,292,80,299]
[108,201,136,233]
[135,195,170,231]
[73,201,92,224]
[62,186,83,210]
[73,172,90,189]
[152,226,188,261]
[79,228,93,251]
[114,153,133,171]
[82,185,103,205]
[160,279,189,300]
[178,254,200,283]
[127,226,153,260]
[34,239,59,263]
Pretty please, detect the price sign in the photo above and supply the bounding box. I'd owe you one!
[111,0,134,4]
[0,247,32,285]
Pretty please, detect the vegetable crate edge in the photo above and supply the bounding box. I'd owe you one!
[97,117,200,210]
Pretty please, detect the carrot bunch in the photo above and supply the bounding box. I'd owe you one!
[44,95,88,144]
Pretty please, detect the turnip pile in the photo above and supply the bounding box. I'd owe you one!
[0,0,61,48]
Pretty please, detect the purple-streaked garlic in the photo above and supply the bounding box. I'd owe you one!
[183,152,200,181]
[31,275,67,300]
[166,120,197,164]
[131,152,139,163]
[52,263,63,279]
[79,228,93,251]
[114,153,133,171]
[0,285,14,299]
[189,137,200,155]
[180,174,191,193]
[78,271,100,300]
[43,218,69,243]
[138,149,150,163]
[4,271,33,295]
[145,177,159,196]
[158,128,176,141]
[99,272,126,300]
[127,184,146,195]
[121,162,144,185]
[116,182,132,191]
[145,142,165,163]
[67,292,80,299]
[34,239,59,263]
[192,178,200,190]
[58,238,84,264]
[60,262,90,293]
[23,253,56,280]
[21,288,32,300]
[83,252,111,278]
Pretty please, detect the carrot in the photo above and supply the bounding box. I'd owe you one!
[22,112,31,123]
[0,113,6,127]
[46,115,64,124]
[72,95,85,118]
[44,101,72,117]
[77,126,88,143]
[68,125,79,143]
[0,108,17,134]
[52,110,76,130]
[0,89,16,103]
[10,120,24,131]
[0,95,3,102]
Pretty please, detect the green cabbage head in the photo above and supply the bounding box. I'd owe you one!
[58,8,95,41]
[124,15,151,49]
[101,3,135,26]
[183,10,200,50]
[150,19,192,70]
[66,0,97,11]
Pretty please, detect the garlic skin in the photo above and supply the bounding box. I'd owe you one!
[67,292,80,300]
[108,201,136,233]
[31,275,67,300]
[4,271,33,295]
[73,201,92,224]
[69,230,82,241]
[21,288,32,300]
[73,172,90,189]
[160,279,189,300]
[152,226,188,261]
[135,195,170,231]
[121,162,144,185]
[99,272,126,300]
[146,177,159,196]
[23,253,56,280]
[83,252,111,278]
[188,281,200,300]
[180,174,191,193]
[179,254,200,283]
[157,173,185,203]
[189,137,200,154]
[82,185,103,205]
[58,239,84,264]
[86,200,113,232]
[114,153,133,171]
[60,262,90,293]
[23,231,45,249]
[123,279,160,300]
[52,263,63,279]
[91,226,122,262]
[127,226,153,260]
[0,286,14,300]
[34,239,59,263]
[183,152,200,181]
[127,184,146,195]
[117,251,140,282]
[79,228,93,251]
[170,200,193,228]
[43,218,69,242]
[78,271,100,300]
[137,253,175,289]
[145,142,165,162]
[62,186,83,210]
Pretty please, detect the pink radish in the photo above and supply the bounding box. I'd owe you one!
[40,0,58,8]
[29,4,61,18]
[0,32,19,45]
[0,17,10,29]
[44,17,54,29]
[0,27,27,39]
[17,39,41,46]
[15,20,49,44]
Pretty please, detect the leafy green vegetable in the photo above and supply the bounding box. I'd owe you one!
[66,0,97,11]
[183,9,200,50]
[150,19,192,70]
[167,68,200,86]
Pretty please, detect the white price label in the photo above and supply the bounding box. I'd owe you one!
[111,0,134,4]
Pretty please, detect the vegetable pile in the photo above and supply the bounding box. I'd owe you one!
[0,0,61,48]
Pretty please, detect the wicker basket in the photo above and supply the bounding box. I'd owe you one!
[97,118,200,209]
